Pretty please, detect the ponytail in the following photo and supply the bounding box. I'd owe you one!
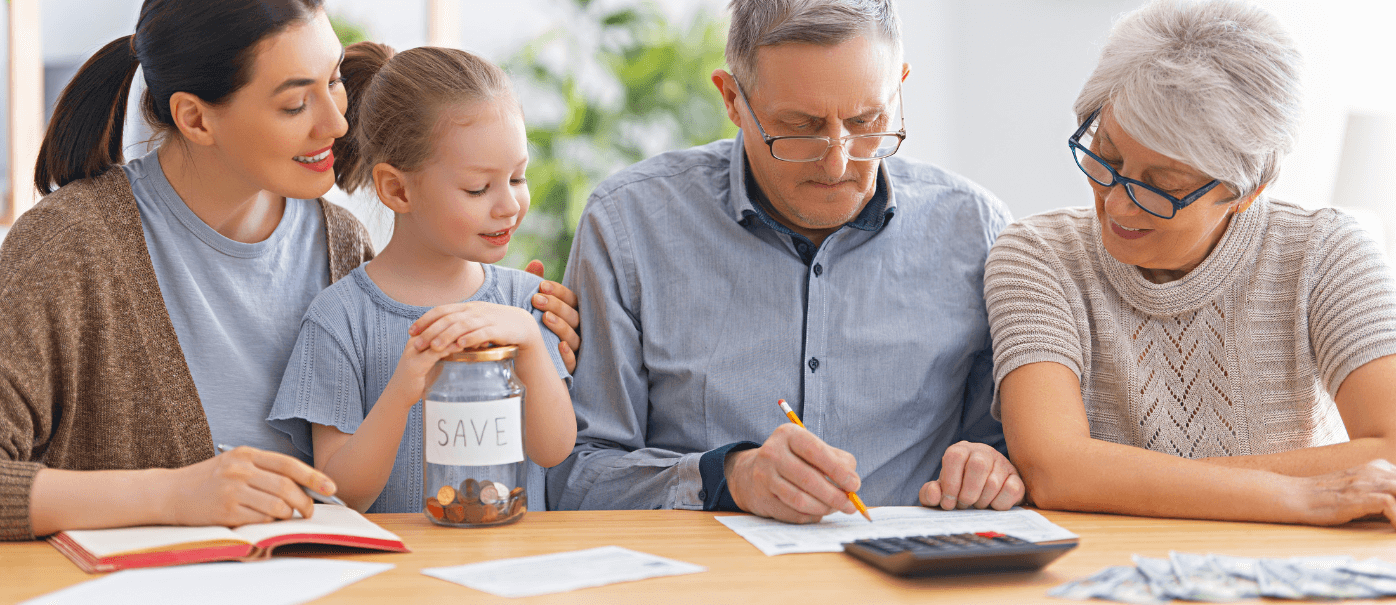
[334,41,397,195]
[334,42,514,201]
[34,36,140,195]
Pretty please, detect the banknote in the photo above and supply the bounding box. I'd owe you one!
[1052,553,1396,603]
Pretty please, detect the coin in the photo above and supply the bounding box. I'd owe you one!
[425,497,445,520]
[481,504,499,523]
[463,501,485,523]
[437,485,457,506]
[461,478,479,502]
[480,481,508,505]
[445,502,466,523]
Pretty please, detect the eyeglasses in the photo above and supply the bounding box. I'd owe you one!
[735,79,906,163]
[1068,107,1221,219]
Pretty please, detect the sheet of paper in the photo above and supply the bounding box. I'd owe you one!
[421,546,705,598]
[716,506,1079,556]
[21,559,393,605]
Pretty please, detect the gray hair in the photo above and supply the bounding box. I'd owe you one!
[1074,0,1302,199]
[725,0,902,90]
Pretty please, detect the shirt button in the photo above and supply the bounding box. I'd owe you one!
[813,263,823,277]
[808,357,820,372]
[797,243,809,254]
[699,490,707,500]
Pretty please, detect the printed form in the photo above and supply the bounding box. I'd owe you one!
[717,506,1079,556]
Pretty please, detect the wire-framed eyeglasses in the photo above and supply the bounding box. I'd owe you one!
[735,79,906,163]
[1069,107,1221,219]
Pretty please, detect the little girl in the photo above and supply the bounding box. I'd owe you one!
[268,42,576,513]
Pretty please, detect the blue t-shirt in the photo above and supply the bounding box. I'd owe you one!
[267,264,571,513]
[124,150,330,459]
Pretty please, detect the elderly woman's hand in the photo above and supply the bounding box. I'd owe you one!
[525,260,580,373]
[1299,459,1396,526]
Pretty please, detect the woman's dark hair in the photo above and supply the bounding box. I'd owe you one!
[35,0,325,195]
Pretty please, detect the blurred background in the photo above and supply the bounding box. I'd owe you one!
[1,0,1393,279]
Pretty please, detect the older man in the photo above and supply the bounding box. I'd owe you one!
[548,0,1024,523]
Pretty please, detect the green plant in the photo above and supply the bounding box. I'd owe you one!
[503,1,737,280]
[330,14,370,47]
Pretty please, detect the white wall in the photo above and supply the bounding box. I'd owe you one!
[12,0,1394,230]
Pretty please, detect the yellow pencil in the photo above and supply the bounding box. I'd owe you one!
[777,399,873,522]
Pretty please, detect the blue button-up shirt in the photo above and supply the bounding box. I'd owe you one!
[548,135,1011,511]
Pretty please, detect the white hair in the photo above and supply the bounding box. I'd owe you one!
[1074,0,1302,199]
[725,0,902,91]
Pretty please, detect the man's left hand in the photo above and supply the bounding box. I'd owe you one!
[918,441,1025,511]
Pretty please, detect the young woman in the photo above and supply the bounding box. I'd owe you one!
[0,0,579,540]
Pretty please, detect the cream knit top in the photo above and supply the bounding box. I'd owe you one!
[985,199,1396,457]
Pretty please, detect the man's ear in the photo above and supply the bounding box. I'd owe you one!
[901,62,911,82]
[711,69,743,129]
[1237,183,1267,214]
[169,92,216,147]
[373,163,411,214]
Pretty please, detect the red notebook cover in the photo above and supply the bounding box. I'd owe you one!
[48,505,409,573]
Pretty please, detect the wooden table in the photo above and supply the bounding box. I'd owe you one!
[6,509,1396,604]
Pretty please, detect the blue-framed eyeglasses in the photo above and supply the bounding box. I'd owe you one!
[735,79,905,163]
[1068,107,1221,219]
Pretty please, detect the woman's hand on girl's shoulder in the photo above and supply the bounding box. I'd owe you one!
[525,260,579,373]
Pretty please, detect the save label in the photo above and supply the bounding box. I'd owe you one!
[424,397,524,466]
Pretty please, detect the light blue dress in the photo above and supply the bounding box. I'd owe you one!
[268,264,571,513]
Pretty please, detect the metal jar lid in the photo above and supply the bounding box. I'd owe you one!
[443,345,519,362]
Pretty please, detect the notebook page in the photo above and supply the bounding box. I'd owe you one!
[230,504,401,546]
[60,525,246,558]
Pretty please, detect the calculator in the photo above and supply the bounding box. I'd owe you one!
[842,531,1078,577]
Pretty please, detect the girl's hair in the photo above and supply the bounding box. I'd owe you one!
[334,42,515,195]
[35,0,325,195]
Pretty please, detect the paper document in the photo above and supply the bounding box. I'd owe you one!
[421,546,705,598]
[717,506,1078,556]
[22,559,393,605]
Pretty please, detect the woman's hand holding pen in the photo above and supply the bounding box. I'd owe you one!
[918,441,1025,511]
[724,423,862,524]
[158,446,334,527]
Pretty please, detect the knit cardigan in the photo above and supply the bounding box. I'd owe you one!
[0,169,373,540]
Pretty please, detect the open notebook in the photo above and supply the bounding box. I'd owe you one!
[48,504,409,573]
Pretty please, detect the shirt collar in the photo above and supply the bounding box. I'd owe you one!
[726,131,897,233]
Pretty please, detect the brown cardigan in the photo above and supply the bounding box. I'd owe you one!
[0,169,373,540]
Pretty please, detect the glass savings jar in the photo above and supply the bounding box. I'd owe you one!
[421,345,528,527]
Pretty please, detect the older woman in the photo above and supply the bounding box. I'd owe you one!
[990,0,1396,526]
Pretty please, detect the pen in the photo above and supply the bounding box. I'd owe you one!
[215,443,348,507]
[776,399,873,522]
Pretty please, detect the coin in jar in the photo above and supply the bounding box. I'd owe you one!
[463,501,486,523]
[479,481,508,505]
[437,485,457,506]
[461,478,479,502]
[425,497,445,520]
[445,502,467,523]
